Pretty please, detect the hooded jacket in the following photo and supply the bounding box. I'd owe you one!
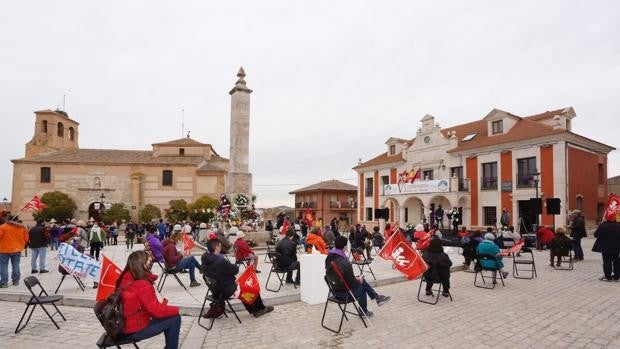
[201,252,238,298]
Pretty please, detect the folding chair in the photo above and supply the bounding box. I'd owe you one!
[94,302,140,348]
[350,248,376,280]
[15,276,66,333]
[232,246,251,270]
[321,274,368,334]
[553,249,574,271]
[474,254,506,289]
[197,276,242,331]
[264,240,276,263]
[512,247,537,279]
[54,266,86,294]
[500,237,516,249]
[155,260,187,292]
[417,274,453,305]
[265,252,297,292]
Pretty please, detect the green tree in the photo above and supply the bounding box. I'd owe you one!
[101,203,130,225]
[34,191,77,222]
[188,195,218,223]
[165,199,188,223]
[139,204,162,223]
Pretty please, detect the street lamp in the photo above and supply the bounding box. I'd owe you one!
[532,170,541,230]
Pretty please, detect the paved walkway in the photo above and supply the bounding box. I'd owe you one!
[0,238,618,348]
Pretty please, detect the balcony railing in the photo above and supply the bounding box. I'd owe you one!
[295,201,316,209]
[480,176,498,190]
[364,188,373,197]
[329,201,357,209]
[458,178,470,192]
[516,173,536,188]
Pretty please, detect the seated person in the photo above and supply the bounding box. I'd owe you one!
[275,229,300,285]
[117,251,181,349]
[145,226,164,263]
[371,226,384,249]
[201,239,274,317]
[325,236,391,317]
[323,226,335,249]
[461,230,482,268]
[306,227,327,254]
[354,225,372,260]
[502,226,521,247]
[548,226,572,267]
[476,233,509,279]
[422,238,453,297]
[457,226,468,238]
[537,225,555,250]
[216,229,232,255]
[233,231,260,272]
[162,233,201,287]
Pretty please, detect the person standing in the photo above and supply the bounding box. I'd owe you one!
[0,216,29,287]
[592,217,620,281]
[89,222,105,261]
[500,208,511,229]
[569,210,587,261]
[157,219,167,241]
[29,218,49,273]
[125,221,137,251]
[435,205,444,229]
[49,220,60,251]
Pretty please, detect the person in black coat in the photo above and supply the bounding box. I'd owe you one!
[421,238,453,296]
[569,210,587,261]
[28,218,49,273]
[275,230,300,284]
[592,220,620,281]
[201,239,273,317]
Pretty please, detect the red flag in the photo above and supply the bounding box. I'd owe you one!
[499,240,525,256]
[182,232,195,256]
[97,255,122,301]
[384,223,399,239]
[378,230,428,280]
[303,209,315,227]
[604,193,620,222]
[280,216,290,235]
[411,169,422,183]
[21,195,47,212]
[237,264,260,305]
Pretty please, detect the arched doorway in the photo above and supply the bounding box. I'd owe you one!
[88,202,102,222]
[402,196,424,225]
[381,198,399,223]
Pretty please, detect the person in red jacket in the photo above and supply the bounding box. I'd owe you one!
[162,233,201,287]
[233,231,260,272]
[118,251,181,349]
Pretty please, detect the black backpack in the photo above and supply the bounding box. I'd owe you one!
[95,280,132,339]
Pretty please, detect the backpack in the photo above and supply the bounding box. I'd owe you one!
[96,281,132,339]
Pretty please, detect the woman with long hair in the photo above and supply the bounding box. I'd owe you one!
[117,250,181,348]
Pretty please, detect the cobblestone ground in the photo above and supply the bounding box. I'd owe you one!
[0,238,618,348]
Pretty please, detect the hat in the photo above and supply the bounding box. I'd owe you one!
[71,218,78,224]
[237,231,245,239]
[484,233,495,241]
[77,220,85,226]
[173,224,182,231]
[414,224,424,232]
[428,238,443,253]
[199,222,207,229]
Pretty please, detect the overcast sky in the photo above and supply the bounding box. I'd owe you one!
[1,1,619,208]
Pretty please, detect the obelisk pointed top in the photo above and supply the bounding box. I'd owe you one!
[229,66,252,95]
[237,66,246,78]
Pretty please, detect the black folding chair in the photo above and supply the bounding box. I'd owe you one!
[94,301,140,348]
[15,276,66,333]
[321,274,368,334]
[197,276,242,331]
[265,252,297,292]
[512,247,537,279]
[417,274,453,305]
[553,249,574,271]
[474,254,506,289]
[264,240,276,263]
[155,260,187,292]
[350,248,376,280]
[54,267,86,294]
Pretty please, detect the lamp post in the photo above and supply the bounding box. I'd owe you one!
[532,170,541,230]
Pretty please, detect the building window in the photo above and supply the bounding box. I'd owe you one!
[492,120,503,134]
[40,167,51,183]
[365,178,373,196]
[483,206,497,226]
[179,148,185,156]
[42,120,48,133]
[381,175,389,194]
[389,145,396,155]
[481,162,498,190]
[516,157,537,187]
[576,196,583,211]
[450,166,463,179]
[69,127,75,141]
[366,207,373,221]
[598,163,604,185]
[404,207,409,222]
[162,170,173,186]
[57,122,64,137]
[422,170,433,180]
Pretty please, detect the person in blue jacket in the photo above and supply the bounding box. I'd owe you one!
[476,233,509,279]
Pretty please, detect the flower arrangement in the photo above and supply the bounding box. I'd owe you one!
[234,193,250,207]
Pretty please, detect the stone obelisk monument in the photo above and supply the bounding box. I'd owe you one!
[226,67,253,202]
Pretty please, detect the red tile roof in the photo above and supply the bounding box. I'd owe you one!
[353,152,405,170]
[289,179,357,194]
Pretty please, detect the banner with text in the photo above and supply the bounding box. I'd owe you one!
[383,179,450,195]
[57,243,101,281]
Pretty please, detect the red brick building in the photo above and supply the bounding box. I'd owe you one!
[289,179,357,231]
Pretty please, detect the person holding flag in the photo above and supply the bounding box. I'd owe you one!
[201,238,274,318]
[592,194,620,281]
[325,236,391,317]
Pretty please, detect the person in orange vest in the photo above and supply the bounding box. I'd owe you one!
[306,227,327,254]
[0,215,30,288]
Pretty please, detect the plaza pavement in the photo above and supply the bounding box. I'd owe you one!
[0,238,618,348]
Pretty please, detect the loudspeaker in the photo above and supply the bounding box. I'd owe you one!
[529,198,542,214]
[546,198,561,215]
[374,208,389,220]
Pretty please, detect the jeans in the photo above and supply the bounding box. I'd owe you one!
[31,247,47,270]
[50,237,59,250]
[126,236,134,250]
[175,257,200,282]
[335,279,377,313]
[602,252,620,280]
[572,238,584,259]
[126,315,181,349]
[0,253,21,285]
